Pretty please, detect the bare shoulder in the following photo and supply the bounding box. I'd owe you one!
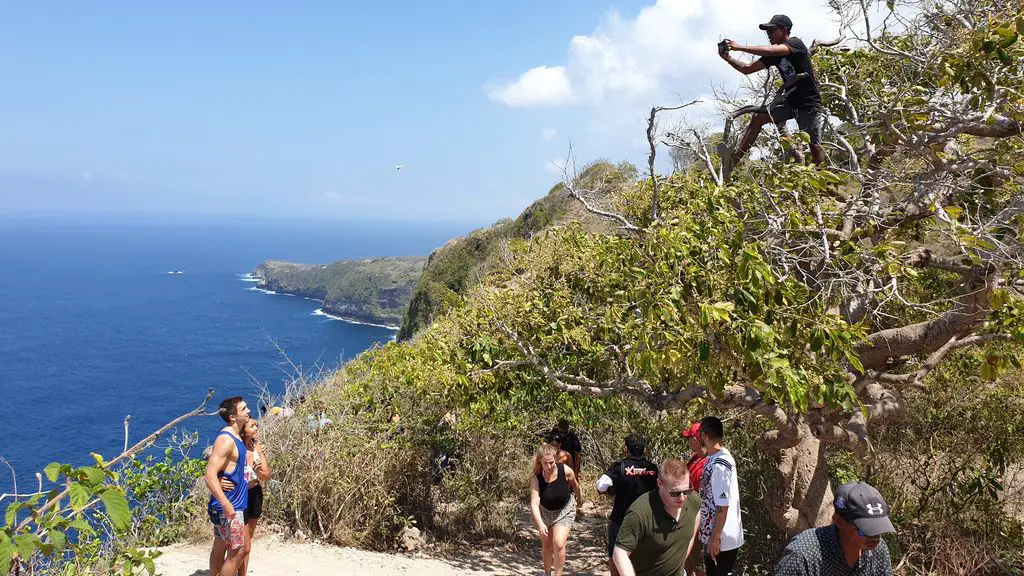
[213,432,237,454]
[564,466,577,482]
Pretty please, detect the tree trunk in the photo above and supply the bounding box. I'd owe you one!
[766,424,835,537]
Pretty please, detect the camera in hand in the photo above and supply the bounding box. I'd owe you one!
[718,40,730,55]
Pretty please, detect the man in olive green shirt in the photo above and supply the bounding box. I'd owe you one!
[613,458,701,576]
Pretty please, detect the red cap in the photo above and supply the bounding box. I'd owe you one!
[680,422,701,438]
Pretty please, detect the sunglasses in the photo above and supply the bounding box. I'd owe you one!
[667,488,694,498]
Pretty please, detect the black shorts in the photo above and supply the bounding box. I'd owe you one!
[768,103,823,145]
[607,521,621,557]
[243,484,263,522]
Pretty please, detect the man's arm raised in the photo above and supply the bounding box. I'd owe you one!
[719,41,768,75]
[205,434,236,517]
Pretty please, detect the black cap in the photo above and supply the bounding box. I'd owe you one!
[759,14,793,30]
[625,434,645,457]
[834,482,896,537]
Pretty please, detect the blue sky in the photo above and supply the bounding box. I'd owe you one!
[0,1,848,225]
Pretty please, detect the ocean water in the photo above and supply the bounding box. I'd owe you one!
[0,215,462,488]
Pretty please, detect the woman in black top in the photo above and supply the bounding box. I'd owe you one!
[530,443,583,576]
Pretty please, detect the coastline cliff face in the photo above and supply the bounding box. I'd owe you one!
[396,160,635,341]
[252,256,427,328]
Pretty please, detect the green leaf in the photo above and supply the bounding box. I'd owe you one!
[0,533,13,574]
[47,531,66,553]
[999,33,1018,49]
[80,466,105,486]
[99,488,131,531]
[996,47,1012,65]
[68,483,91,511]
[44,462,62,483]
[12,534,37,562]
[90,453,106,468]
[810,330,825,352]
[699,341,710,362]
[1017,17,1024,36]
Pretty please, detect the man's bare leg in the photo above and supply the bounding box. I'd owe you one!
[209,538,226,576]
[220,547,245,576]
[731,112,772,168]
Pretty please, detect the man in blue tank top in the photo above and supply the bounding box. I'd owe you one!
[205,396,251,576]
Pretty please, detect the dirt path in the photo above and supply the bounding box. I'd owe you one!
[156,502,612,576]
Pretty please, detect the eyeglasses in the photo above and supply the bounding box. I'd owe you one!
[667,488,694,498]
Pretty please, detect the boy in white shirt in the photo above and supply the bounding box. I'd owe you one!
[697,416,744,576]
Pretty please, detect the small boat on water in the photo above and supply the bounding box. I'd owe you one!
[167,270,183,275]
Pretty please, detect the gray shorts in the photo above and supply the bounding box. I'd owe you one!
[769,103,823,145]
[540,496,576,529]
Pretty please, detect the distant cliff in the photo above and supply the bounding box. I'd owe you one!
[252,256,428,328]
[397,160,636,341]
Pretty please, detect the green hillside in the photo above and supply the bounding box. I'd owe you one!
[397,160,637,340]
[252,256,427,327]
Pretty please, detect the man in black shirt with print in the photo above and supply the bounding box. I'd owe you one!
[596,434,659,576]
[720,14,825,168]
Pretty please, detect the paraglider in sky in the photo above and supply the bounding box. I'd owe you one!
[394,165,404,172]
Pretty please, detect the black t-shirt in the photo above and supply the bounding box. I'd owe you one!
[550,427,583,456]
[759,37,821,109]
[605,456,660,524]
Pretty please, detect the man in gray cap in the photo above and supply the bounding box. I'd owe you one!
[776,482,895,575]
[719,14,825,169]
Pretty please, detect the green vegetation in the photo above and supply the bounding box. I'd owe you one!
[2,398,212,574]
[253,256,427,327]
[265,1,1024,573]
[5,1,1023,574]
[397,160,637,340]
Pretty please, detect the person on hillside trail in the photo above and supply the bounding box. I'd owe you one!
[698,416,745,576]
[776,482,895,576]
[681,423,709,576]
[720,14,825,169]
[549,420,583,476]
[219,418,271,576]
[610,458,700,576]
[535,430,574,474]
[530,443,584,576]
[596,434,659,576]
[205,397,251,576]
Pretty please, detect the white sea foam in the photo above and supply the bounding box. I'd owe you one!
[247,287,277,295]
[238,273,260,282]
[312,309,399,331]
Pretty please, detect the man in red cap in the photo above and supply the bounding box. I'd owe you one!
[681,422,708,576]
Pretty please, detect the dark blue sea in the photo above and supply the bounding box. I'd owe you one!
[0,215,463,489]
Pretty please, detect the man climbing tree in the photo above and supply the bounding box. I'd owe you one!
[720,14,825,168]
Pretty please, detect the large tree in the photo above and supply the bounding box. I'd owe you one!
[469,0,1024,534]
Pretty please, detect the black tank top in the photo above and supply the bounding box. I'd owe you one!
[537,464,571,510]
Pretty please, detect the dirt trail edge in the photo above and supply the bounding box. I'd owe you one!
[155,502,612,576]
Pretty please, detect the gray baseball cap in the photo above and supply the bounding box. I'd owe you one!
[834,482,896,536]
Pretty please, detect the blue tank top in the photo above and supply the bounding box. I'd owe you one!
[208,430,248,513]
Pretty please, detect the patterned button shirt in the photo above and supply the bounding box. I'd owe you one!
[776,525,892,576]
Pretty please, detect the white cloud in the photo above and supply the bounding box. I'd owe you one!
[486,65,574,108]
[541,128,558,141]
[491,0,847,112]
